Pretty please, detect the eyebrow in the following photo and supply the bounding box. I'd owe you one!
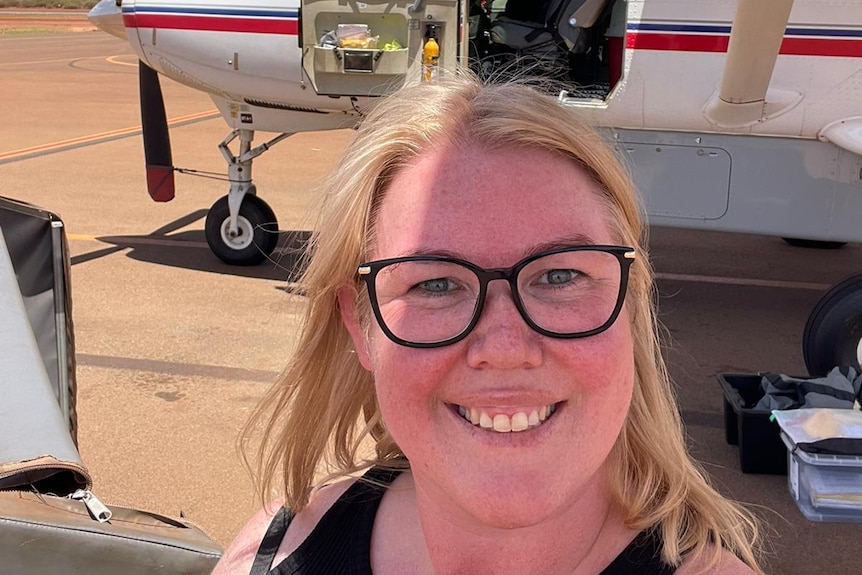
[396,234,600,262]
[521,234,599,258]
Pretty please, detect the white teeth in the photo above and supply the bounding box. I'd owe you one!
[456,404,557,433]
[493,414,511,432]
[511,412,529,432]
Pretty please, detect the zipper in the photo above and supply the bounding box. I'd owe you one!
[70,489,113,522]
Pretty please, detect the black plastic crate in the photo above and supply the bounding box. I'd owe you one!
[718,373,788,475]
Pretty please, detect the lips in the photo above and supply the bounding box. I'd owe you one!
[455,403,558,432]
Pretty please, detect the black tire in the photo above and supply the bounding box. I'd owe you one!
[204,194,279,266]
[782,237,847,249]
[803,272,862,376]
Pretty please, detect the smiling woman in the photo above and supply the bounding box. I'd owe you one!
[214,74,764,575]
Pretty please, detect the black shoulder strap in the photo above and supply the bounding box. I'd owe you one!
[249,506,295,575]
[600,530,677,575]
[251,466,403,575]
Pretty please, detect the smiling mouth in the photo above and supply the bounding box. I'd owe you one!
[454,403,559,433]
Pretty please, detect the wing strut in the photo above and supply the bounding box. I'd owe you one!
[704,0,801,128]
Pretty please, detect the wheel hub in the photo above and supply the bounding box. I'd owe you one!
[219,216,254,250]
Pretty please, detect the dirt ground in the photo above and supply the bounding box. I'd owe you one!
[0,8,96,32]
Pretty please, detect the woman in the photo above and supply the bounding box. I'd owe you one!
[214,76,763,574]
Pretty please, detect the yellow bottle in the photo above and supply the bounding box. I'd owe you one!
[423,25,440,82]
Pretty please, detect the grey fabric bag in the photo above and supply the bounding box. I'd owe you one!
[1,205,221,574]
[0,485,222,575]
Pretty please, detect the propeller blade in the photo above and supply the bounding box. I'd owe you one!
[139,61,175,202]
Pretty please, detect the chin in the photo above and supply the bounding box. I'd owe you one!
[449,471,584,530]
[463,491,571,531]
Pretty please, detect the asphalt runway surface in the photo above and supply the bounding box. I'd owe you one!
[2,27,861,574]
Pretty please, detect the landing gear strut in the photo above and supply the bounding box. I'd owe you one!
[204,129,292,266]
[803,272,862,376]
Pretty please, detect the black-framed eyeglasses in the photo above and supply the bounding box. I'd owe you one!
[357,245,636,348]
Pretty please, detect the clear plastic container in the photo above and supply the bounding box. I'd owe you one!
[781,432,862,523]
[336,24,374,48]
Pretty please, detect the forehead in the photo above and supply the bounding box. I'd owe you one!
[370,144,617,265]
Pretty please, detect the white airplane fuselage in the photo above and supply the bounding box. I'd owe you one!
[90,0,862,244]
[86,0,862,374]
[92,1,862,135]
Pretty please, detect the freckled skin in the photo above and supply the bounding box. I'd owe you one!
[215,142,753,575]
[342,144,636,535]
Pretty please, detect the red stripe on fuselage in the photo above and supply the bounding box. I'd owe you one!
[123,13,298,35]
[779,38,862,57]
[627,33,728,52]
[627,32,862,57]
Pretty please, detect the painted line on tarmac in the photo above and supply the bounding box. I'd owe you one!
[0,109,220,165]
[67,233,101,242]
[106,54,137,67]
[655,272,830,291]
[77,353,280,384]
[0,56,83,67]
[68,233,210,249]
[0,52,134,68]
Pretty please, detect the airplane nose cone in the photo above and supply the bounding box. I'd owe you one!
[88,0,127,40]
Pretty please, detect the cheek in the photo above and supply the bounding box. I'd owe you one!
[369,344,456,460]
[368,334,457,412]
[562,318,635,400]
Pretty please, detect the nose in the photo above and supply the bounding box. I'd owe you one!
[465,282,543,369]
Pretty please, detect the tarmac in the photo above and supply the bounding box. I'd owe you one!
[2,14,862,574]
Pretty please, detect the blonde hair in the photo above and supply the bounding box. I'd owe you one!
[245,75,763,572]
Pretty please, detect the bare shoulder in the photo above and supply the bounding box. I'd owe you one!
[211,479,357,575]
[676,548,758,575]
[210,500,288,575]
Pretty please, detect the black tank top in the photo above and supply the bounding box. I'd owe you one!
[250,467,677,575]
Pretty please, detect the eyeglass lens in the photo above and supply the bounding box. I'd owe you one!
[370,249,624,345]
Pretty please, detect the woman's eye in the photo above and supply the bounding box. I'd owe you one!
[543,269,578,285]
[417,277,454,293]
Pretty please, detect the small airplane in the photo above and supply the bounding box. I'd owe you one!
[88,0,861,374]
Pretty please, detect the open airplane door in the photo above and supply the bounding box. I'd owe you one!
[299,0,466,97]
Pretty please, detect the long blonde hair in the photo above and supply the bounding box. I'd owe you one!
[245,75,763,572]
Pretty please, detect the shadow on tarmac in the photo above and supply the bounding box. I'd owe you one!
[70,210,311,283]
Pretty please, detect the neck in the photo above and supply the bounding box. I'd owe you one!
[372,469,637,575]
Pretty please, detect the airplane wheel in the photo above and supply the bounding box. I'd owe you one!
[802,272,862,376]
[782,237,847,249]
[205,195,279,266]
